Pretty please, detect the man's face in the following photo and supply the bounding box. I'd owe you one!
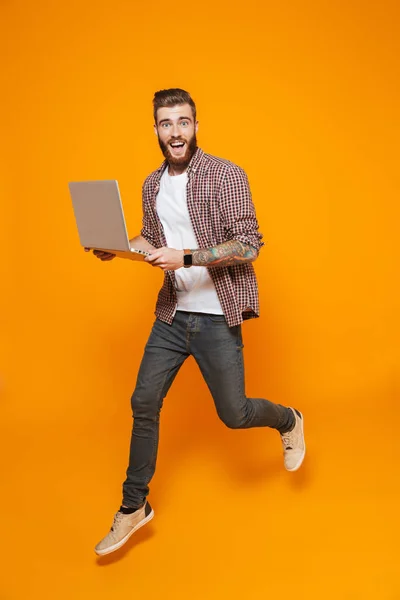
[154,104,198,169]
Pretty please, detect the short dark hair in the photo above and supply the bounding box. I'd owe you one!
[153,88,197,123]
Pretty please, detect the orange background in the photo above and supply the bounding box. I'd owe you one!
[1,0,399,598]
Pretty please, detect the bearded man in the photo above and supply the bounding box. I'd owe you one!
[92,88,306,556]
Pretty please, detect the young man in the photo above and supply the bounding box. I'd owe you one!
[92,89,305,556]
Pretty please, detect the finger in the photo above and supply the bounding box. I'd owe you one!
[84,247,91,252]
[152,256,167,266]
[99,253,115,259]
[146,252,162,263]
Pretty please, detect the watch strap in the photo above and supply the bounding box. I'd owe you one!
[183,249,192,268]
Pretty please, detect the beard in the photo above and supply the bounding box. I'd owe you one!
[158,133,198,170]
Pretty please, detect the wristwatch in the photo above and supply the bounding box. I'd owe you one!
[183,249,193,268]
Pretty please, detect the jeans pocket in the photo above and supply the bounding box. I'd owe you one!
[207,314,226,322]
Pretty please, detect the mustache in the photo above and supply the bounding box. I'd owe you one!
[158,132,197,166]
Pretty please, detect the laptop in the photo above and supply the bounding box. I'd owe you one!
[68,180,150,261]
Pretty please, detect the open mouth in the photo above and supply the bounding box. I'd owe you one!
[169,140,186,155]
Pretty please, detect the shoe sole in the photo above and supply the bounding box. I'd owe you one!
[285,410,306,472]
[95,509,155,556]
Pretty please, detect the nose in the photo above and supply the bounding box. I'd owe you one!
[170,123,180,137]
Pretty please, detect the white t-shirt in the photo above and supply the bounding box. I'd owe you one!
[156,168,223,314]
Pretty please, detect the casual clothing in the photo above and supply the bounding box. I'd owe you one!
[121,147,294,508]
[122,312,294,508]
[140,148,264,328]
[156,168,223,315]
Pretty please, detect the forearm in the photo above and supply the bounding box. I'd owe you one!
[192,240,258,268]
[129,235,157,253]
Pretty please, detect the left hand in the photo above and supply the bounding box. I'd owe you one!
[145,247,184,271]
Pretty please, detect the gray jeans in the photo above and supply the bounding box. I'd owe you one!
[122,311,294,508]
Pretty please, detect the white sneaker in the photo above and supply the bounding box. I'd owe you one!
[95,502,154,556]
[280,408,305,472]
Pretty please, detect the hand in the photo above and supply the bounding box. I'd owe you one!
[145,247,184,271]
[84,247,116,261]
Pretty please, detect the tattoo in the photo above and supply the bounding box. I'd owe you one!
[192,240,258,267]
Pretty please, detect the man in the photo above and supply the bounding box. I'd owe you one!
[92,89,305,556]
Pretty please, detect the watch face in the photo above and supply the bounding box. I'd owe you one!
[184,253,192,266]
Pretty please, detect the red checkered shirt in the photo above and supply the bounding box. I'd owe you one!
[140,147,264,327]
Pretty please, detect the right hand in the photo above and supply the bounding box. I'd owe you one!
[84,247,116,261]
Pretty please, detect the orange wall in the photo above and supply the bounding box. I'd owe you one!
[1,1,399,598]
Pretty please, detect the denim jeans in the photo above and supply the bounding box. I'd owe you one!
[122,311,294,508]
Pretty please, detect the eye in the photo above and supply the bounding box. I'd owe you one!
[161,123,171,128]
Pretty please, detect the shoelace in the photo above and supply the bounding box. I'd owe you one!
[281,432,295,450]
[110,512,125,532]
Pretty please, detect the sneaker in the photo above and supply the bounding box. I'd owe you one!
[280,408,305,472]
[94,502,154,556]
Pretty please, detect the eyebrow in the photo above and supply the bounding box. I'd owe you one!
[158,116,193,125]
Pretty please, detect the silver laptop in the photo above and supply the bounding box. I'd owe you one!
[68,180,150,260]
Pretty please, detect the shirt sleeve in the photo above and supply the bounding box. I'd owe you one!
[218,166,264,252]
[140,180,158,247]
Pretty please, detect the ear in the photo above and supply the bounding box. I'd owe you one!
[195,120,199,134]
[154,123,158,136]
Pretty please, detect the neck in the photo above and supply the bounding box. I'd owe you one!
[168,163,187,176]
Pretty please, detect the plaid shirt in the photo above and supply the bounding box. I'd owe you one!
[140,147,264,327]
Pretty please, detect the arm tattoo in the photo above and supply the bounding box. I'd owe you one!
[192,240,258,268]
